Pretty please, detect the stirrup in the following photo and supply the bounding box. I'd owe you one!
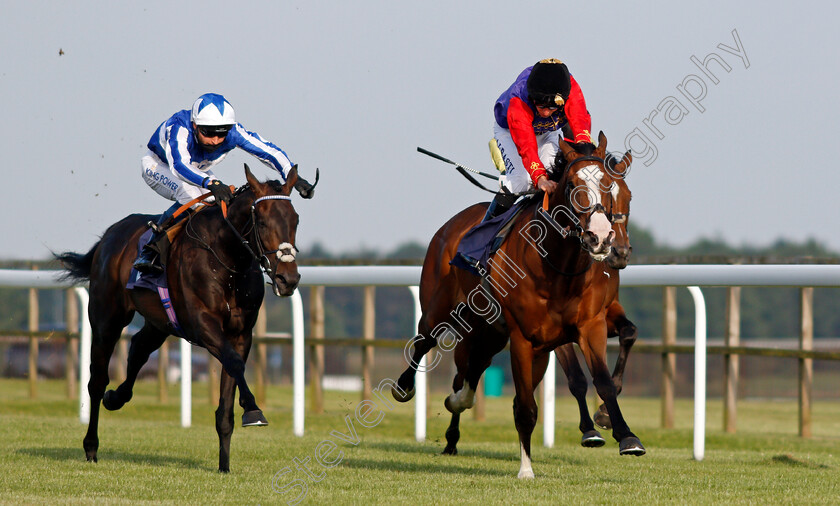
[134,257,163,275]
[147,220,163,234]
[134,247,163,274]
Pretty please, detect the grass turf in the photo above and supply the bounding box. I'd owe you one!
[1,379,838,504]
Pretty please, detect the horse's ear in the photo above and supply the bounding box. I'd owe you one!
[557,137,577,161]
[283,164,299,194]
[613,150,633,176]
[244,163,262,192]
[595,131,607,158]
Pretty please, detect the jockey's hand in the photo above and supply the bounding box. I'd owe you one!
[207,180,233,205]
[294,176,315,199]
[537,176,558,194]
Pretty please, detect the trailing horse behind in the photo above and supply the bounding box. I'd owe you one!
[393,132,643,478]
[56,164,303,473]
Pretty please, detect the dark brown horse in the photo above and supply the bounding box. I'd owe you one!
[56,165,301,472]
[393,132,643,478]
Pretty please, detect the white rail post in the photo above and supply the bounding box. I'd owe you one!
[543,355,555,448]
[75,287,91,424]
[180,340,191,427]
[292,289,305,437]
[687,286,707,461]
[408,286,426,442]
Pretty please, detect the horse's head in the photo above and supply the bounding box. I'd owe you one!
[554,131,631,262]
[243,164,301,296]
[604,147,633,269]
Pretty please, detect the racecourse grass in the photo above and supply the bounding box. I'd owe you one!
[1,379,839,505]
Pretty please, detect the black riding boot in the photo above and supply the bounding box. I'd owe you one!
[133,203,179,274]
[481,191,518,222]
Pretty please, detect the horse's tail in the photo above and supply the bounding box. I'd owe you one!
[54,241,99,283]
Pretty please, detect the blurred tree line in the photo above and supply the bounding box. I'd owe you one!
[2,223,839,343]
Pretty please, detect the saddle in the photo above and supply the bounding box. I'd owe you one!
[450,196,534,277]
[449,139,529,277]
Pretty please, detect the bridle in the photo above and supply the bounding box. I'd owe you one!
[219,193,298,294]
[535,154,625,276]
[249,195,298,272]
[539,154,626,236]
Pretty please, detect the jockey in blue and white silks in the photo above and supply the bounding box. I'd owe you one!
[135,93,299,274]
[141,94,293,206]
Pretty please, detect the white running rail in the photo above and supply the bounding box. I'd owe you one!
[4,264,840,460]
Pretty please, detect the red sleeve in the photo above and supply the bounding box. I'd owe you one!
[566,76,592,144]
[507,97,548,186]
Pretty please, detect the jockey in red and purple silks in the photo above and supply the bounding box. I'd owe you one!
[485,58,595,220]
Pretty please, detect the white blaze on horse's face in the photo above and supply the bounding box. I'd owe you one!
[577,164,614,260]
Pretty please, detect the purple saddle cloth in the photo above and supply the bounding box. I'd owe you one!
[126,228,184,337]
[450,197,531,276]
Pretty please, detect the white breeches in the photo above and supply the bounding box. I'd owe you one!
[140,151,211,205]
[493,124,561,194]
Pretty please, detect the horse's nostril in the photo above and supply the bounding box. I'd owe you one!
[276,272,301,287]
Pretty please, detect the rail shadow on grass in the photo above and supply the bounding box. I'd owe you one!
[363,440,587,467]
[339,455,515,477]
[17,447,210,470]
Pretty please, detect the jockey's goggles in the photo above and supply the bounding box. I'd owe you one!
[197,124,232,138]
[533,93,566,109]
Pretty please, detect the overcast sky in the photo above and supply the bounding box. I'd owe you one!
[2,1,839,260]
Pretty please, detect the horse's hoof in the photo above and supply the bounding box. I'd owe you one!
[593,406,612,430]
[581,430,606,448]
[392,385,415,403]
[441,445,458,455]
[242,410,269,427]
[517,469,535,479]
[85,453,98,463]
[102,390,125,411]
[619,436,646,456]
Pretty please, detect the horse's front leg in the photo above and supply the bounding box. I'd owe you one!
[226,334,267,427]
[216,369,237,473]
[509,335,545,479]
[595,305,638,429]
[577,319,645,456]
[555,344,605,447]
[205,329,266,428]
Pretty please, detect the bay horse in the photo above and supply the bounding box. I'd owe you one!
[393,132,644,478]
[56,164,301,473]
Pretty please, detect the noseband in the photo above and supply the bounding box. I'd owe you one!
[535,154,626,276]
